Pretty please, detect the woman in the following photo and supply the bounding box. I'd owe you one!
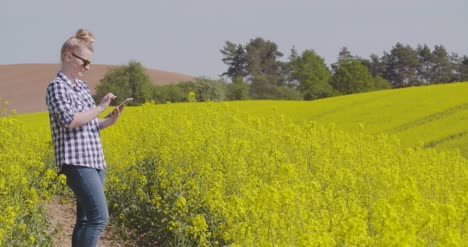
[46,29,122,246]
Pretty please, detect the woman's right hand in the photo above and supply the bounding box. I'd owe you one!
[98,93,117,112]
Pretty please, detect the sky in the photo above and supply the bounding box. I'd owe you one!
[1,0,467,79]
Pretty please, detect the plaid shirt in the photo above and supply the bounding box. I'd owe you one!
[46,72,106,171]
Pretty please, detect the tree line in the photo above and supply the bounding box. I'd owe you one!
[221,38,468,100]
[95,38,468,104]
[94,61,228,104]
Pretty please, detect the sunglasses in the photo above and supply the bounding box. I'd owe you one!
[71,53,91,67]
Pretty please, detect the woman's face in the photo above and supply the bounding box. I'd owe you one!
[65,46,93,77]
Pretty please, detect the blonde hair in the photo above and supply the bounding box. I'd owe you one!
[61,29,96,61]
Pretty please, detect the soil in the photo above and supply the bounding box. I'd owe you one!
[45,196,133,247]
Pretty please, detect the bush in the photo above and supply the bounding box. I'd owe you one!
[95,61,153,105]
[152,82,195,104]
[226,78,249,101]
[194,77,226,102]
[373,75,392,90]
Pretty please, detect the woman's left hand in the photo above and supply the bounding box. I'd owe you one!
[109,104,125,123]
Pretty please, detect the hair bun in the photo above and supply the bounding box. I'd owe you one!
[75,29,96,44]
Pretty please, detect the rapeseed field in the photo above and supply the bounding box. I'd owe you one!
[2,82,467,245]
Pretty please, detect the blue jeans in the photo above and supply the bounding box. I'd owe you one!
[61,165,109,247]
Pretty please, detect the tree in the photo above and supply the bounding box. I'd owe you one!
[447,52,462,82]
[416,44,433,84]
[460,56,468,81]
[382,43,420,87]
[284,46,300,88]
[331,47,354,72]
[330,60,374,95]
[431,45,451,83]
[361,54,385,78]
[95,67,130,103]
[220,41,248,80]
[289,50,334,100]
[245,37,284,85]
[95,61,153,105]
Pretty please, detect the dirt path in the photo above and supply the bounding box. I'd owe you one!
[45,196,130,247]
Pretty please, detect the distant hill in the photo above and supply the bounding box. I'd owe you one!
[0,64,193,114]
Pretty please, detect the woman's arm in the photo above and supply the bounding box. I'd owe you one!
[70,106,104,129]
[69,93,116,129]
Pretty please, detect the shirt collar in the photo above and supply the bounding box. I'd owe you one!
[57,71,85,91]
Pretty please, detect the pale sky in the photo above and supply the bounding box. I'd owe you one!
[1,0,467,78]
